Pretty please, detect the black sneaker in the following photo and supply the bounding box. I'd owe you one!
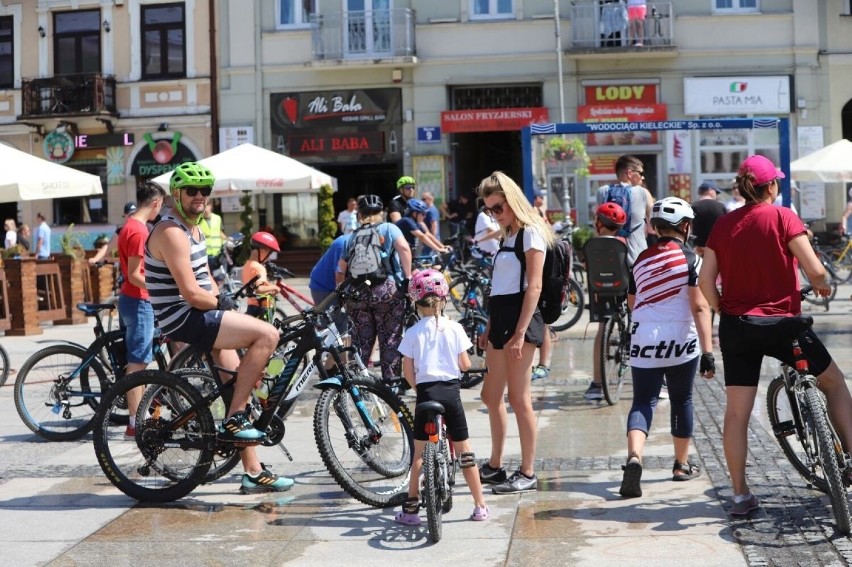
[479,463,508,485]
[492,469,538,494]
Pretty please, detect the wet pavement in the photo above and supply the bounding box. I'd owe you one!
[1,280,851,566]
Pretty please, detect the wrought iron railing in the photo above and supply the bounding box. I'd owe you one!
[20,74,117,118]
[311,8,416,60]
[569,1,674,49]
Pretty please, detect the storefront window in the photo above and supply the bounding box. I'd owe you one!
[697,119,779,189]
[277,193,318,248]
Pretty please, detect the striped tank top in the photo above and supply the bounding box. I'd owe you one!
[144,213,212,336]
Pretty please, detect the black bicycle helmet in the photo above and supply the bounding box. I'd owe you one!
[357,194,384,215]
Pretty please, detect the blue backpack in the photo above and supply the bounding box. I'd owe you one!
[604,183,640,238]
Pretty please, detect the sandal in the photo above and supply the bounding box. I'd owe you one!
[470,505,489,521]
[394,497,421,526]
[619,454,642,498]
[672,460,701,481]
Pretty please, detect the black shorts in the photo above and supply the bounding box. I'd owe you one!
[719,313,833,387]
[413,381,469,442]
[166,309,224,355]
[487,292,544,349]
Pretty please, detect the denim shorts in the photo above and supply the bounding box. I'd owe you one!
[118,295,154,365]
[166,309,224,355]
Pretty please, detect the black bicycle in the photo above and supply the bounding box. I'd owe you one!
[418,401,458,543]
[13,302,168,441]
[92,279,415,505]
[600,295,631,405]
[0,343,9,387]
[765,308,851,534]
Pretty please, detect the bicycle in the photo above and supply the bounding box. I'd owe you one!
[418,400,458,543]
[13,302,169,441]
[600,295,631,405]
[264,262,315,320]
[799,242,839,311]
[549,277,585,332]
[0,343,10,387]
[765,307,852,535]
[825,234,852,283]
[92,278,416,505]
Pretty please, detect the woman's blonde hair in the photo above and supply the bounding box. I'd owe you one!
[476,171,555,246]
[4,218,16,231]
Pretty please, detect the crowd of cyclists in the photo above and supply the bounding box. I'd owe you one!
[99,148,851,526]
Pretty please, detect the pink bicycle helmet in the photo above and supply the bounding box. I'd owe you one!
[408,269,449,303]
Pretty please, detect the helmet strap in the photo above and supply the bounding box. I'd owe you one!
[172,191,203,226]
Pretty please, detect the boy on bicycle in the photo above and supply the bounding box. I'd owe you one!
[394,270,489,525]
[241,231,281,319]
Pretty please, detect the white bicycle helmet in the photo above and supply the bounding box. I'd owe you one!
[651,197,694,230]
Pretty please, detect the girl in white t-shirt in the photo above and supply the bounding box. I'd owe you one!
[394,269,488,525]
[4,218,17,249]
[476,171,555,494]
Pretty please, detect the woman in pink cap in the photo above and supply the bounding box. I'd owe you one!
[698,155,852,516]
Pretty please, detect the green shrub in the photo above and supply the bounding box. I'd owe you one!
[318,184,336,252]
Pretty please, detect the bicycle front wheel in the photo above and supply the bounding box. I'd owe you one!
[828,247,852,284]
[805,386,852,535]
[600,314,629,406]
[765,376,828,492]
[459,313,488,389]
[423,442,443,543]
[93,370,214,502]
[550,278,585,332]
[14,344,109,441]
[313,375,414,508]
[0,344,9,387]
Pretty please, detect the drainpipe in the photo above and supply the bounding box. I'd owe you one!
[209,0,220,153]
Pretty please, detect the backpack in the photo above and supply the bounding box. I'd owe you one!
[346,223,390,284]
[604,183,640,238]
[509,227,573,325]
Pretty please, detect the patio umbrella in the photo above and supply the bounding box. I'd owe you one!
[151,143,336,195]
[790,139,852,182]
[0,143,103,202]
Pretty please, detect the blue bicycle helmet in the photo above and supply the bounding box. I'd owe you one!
[408,199,428,214]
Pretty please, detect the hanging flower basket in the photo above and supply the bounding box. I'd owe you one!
[543,137,590,177]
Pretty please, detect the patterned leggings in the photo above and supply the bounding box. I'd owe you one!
[345,279,406,382]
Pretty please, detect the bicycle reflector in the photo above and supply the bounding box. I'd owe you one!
[425,422,437,436]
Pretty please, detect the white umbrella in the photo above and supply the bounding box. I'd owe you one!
[0,143,103,201]
[790,139,852,183]
[151,143,336,195]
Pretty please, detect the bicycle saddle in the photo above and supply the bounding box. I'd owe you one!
[416,401,446,415]
[77,302,116,314]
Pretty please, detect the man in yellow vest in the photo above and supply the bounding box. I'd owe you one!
[199,202,228,270]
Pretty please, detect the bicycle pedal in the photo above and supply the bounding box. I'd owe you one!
[773,420,797,437]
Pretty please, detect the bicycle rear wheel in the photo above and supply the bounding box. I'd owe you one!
[765,375,829,492]
[550,278,585,332]
[828,247,852,284]
[313,374,414,508]
[805,386,852,535]
[14,344,109,441]
[0,344,9,387]
[93,369,214,502]
[800,265,837,307]
[423,442,443,543]
[600,314,629,406]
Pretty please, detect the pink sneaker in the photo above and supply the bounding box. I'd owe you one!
[470,505,489,521]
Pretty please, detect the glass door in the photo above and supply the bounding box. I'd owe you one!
[345,0,391,57]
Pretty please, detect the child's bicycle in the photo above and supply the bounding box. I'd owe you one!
[417,400,458,543]
[765,289,852,534]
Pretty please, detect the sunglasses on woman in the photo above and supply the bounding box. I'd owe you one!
[184,187,212,197]
[483,200,507,217]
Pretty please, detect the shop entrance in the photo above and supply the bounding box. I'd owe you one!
[321,162,399,215]
[452,131,522,200]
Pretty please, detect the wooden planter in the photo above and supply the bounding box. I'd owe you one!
[4,258,43,336]
[89,262,116,303]
[56,256,87,325]
[0,267,10,331]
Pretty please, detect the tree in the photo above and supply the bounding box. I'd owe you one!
[318,184,336,252]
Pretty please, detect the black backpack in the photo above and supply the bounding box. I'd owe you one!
[509,227,573,325]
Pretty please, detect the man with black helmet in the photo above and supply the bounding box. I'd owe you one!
[146,161,294,494]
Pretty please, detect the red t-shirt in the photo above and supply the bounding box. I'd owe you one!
[118,217,149,300]
[705,203,806,316]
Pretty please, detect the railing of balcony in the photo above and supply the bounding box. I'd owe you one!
[20,74,117,118]
[311,8,416,60]
[569,1,673,49]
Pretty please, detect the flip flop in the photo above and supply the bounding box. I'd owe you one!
[672,460,702,481]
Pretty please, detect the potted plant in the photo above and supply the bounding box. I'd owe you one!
[571,225,595,263]
[57,223,88,323]
[318,184,336,252]
[544,137,591,177]
[59,223,87,261]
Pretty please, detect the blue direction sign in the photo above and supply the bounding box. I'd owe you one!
[417,126,441,144]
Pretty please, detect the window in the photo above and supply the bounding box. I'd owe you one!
[54,10,101,75]
[277,0,317,27]
[0,17,12,88]
[713,0,759,12]
[470,0,513,19]
[142,3,185,79]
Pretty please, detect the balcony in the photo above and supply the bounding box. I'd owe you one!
[567,1,676,58]
[310,8,416,65]
[19,74,118,119]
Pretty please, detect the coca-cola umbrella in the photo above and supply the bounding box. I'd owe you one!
[0,142,103,202]
[151,143,336,194]
[790,139,852,183]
